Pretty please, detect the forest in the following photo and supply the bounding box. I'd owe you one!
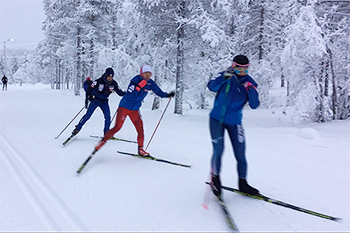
[1,0,349,123]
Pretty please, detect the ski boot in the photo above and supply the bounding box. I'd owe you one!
[211,173,222,197]
[239,178,259,195]
[138,146,150,156]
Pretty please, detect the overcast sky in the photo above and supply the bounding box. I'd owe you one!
[0,0,45,50]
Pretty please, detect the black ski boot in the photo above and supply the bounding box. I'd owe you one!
[211,173,222,197]
[239,178,259,195]
[72,128,80,136]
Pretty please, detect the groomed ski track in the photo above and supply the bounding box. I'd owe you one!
[0,134,88,231]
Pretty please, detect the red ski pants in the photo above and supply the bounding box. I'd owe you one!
[103,107,144,147]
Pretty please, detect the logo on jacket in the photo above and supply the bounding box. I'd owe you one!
[99,84,104,91]
[128,85,135,93]
[109,85,114,91]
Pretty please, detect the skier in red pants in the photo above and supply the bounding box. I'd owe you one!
[95,65,175,156]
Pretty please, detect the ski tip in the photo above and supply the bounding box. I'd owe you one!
[202,204,209,210]
[76,168,84,174]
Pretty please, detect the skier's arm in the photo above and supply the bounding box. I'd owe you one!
[207,72,226,92]
[114,82,125,96]
[149,80,168,98]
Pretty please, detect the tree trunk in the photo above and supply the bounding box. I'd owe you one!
[89,38,95,79]
[174,0,186,115]
[152,73,160,110]
[317,78,325,123]
[111,8,117,49]
[56,58,60,89]
[329,47,337,119]
[258,3,265,60]
[75,24,82,96]
[51,55,55,89]
[199,73,213,109]
[281,67,285,87]
[324,58,329,97]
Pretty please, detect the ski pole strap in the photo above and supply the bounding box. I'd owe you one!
[220,79,231,124]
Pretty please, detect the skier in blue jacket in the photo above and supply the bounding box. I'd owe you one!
[94,65,175,156]
[208,55,260,197]
[71,68,125,137]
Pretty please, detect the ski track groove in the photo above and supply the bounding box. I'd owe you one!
[0,134,88,231]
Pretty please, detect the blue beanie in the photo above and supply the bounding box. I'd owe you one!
[105,67,114,77]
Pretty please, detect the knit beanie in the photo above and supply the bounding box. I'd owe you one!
[233,55,250,67]
[105,67,114,77]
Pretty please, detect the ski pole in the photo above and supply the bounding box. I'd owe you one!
[55,106,85,139]
[202,172,212,210]
[111,107,118,124]
[145,97,172,150]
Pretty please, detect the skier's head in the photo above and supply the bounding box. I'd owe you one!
[232,55,250,76]
[86,77,91,81]
[104,67,114,82]
[140,65,152,79]
[105,67,114,77]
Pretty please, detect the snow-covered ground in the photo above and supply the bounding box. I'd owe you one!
[1,84,349,232]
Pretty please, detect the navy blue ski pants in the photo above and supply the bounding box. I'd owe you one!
[76,98,111,134]
[209,117,247,179]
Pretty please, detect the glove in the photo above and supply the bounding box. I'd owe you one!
[244,82,256,90]
[88,94,95,101]
[223,66,235,79]
[85,98,89,109]
[166,91,175,98]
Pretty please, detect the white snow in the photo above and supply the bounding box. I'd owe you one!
[1,84,349,232]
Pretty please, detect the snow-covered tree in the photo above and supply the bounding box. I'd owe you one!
[315,0,350,120]
[282,4,330,123]
[22,0,348,123]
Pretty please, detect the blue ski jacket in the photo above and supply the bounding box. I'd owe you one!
[207,72,259,125]
[119,75,168,110]
[83,79,93,94]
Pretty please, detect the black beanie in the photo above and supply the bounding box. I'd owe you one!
[105,67,114,77]
[233,55,249,66]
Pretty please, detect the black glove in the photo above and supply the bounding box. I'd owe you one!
[166,91,175,98]
[85,99,89,109]
[88,94,95,101]
[223,66,235,79]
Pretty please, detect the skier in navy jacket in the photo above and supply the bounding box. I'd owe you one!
[71,68,125,137]
[94,65,175,156]
[208,55,260,197]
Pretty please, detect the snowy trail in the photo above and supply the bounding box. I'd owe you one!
[1,84,349,232]
[0,134,88,231]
